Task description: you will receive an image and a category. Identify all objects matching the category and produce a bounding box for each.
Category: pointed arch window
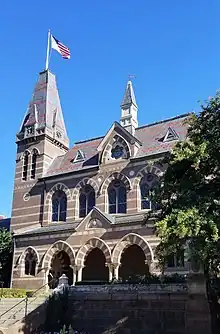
[30,149,38,179]
[108,180,127,214]
[24,249,37,276]
[140,173,158,210]
[22,151,30,181]
[52,190,67,222]
[79,185,95,218]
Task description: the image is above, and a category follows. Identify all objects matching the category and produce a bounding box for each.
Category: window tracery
[108,180,127,214]
[24,248,37,276]
[79,185,95,218]
[140,173,158,210]
[52,190,67,222]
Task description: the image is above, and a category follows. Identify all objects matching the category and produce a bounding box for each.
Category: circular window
[111,145,124,159]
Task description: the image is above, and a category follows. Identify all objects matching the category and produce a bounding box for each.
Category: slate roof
[16,212,147,237]
[16,221,80,236]
[121,80,137,107]
[45,113,189,178]
[17,70,69,148]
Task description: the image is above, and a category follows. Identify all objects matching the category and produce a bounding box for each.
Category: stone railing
[70,283,188,294]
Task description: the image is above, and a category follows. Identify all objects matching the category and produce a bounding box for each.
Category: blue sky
[0,0,220,217]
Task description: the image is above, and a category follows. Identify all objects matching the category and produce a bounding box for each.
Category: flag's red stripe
[58,45,70,53]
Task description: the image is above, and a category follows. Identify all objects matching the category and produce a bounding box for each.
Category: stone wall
[67,284,211,334]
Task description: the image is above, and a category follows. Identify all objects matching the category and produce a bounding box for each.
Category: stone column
[77,266,84,282]
[106,263,114,281]
[113,263,120,280]
[70,265,78,286]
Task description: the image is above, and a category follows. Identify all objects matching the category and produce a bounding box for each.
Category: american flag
[51,35,70,59]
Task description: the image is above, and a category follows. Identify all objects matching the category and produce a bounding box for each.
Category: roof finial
[128,74,136,81]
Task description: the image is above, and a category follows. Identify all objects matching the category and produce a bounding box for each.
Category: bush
[0,288,34,298]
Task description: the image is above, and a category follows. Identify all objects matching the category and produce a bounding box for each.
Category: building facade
[11,69,189,289]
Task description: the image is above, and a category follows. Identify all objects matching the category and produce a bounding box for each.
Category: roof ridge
[74,113,192,145]
[74,135,104,145]
[136,112,192,130]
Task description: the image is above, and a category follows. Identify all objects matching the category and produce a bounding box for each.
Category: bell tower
[11,70,69,232]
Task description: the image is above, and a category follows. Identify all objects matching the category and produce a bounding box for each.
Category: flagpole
[45,29,51,70]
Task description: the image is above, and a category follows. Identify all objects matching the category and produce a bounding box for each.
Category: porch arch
[76,237,111,267]
[42,240,75,269]
[111,233,154,265]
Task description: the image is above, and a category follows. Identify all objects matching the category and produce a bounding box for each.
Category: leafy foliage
[0,288,33,298]
[155,93,220,275]
[0,228,12,285]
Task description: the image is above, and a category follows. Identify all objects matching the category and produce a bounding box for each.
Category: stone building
[11,69,189,289]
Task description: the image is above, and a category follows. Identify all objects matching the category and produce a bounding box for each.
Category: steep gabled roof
[121,80,137,108]
[45,113,190,178]
[17,70,69,148]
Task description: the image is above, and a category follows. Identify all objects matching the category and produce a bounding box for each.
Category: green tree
[0,228,12,286]
[155,92,220,276]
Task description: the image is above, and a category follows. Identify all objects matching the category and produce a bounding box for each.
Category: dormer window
[73,149,85,163]
[163,127,179,142]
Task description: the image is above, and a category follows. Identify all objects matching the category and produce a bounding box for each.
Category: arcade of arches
[47,240,152,287]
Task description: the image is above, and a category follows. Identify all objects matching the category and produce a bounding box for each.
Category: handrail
[0,277,58,320]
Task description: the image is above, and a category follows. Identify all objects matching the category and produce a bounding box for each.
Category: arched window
[22,151,30,181]
[108,180,127,214]
[167,249,184,268]
[30,149,38,179]
[52,190,67,222]
[140,173,158,210]
[24,248,37,276]
[79,185,95,218]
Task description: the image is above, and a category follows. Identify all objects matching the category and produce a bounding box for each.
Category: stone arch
[19,246,40,265]
[46,183,71,204]
[133,164,164,188]
[72,177,99,199]
[72,177,98,218]
[112,233,154,265]
[31,147,40,155]
[100,172,131,195]
[42,240,75,270]
[22,149,31,158]
[76,237,111,267]
[19,246,39,276]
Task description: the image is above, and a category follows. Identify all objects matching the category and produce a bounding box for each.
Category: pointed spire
[120,80,138,136]
[120,80,137,108]
[17,70,69,149]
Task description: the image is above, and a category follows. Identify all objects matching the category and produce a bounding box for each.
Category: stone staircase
[0,296,47,333]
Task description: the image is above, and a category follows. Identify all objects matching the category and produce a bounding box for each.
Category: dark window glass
[79,185,95,218]
[108,180,127,214]
[22,152,29,181]
[167,250,184,268]
[140,182,151,209]
[52,190,67,222]
[24,250,37,276]
[140,174,158,210]
[31,150,38,179]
